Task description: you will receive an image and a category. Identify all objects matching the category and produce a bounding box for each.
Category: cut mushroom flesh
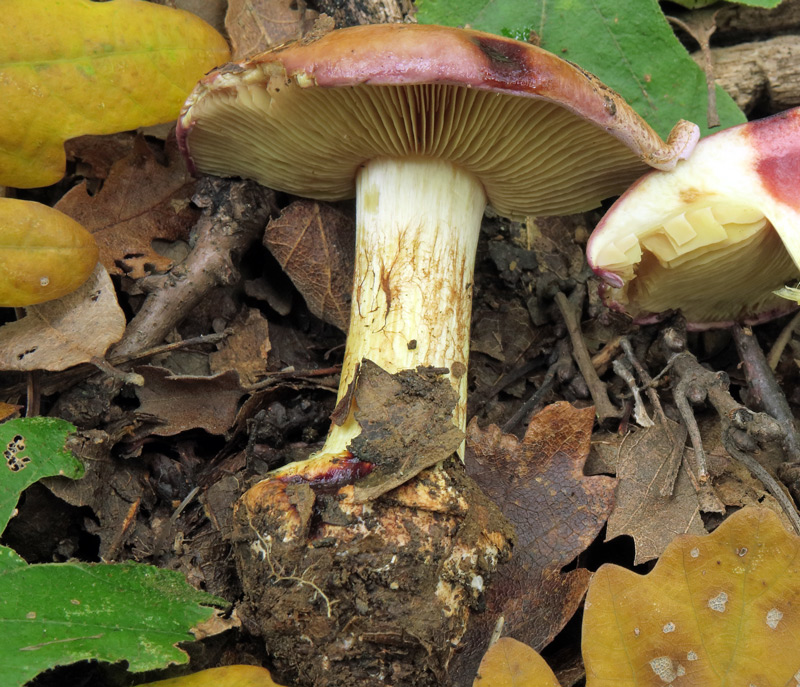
[588,108,800,328]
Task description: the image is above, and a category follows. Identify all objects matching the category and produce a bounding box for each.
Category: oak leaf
[452,403,616,685]
[584,507,800,686]
[57,136,199,278]
[473,637,560,687]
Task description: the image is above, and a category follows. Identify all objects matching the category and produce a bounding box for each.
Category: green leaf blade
[0,418,83,534]
[0,561,226,687]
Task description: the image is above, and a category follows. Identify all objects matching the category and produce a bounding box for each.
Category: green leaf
[416,0,747,139]
[0,417,83,534]
[0,561,226,687]
[670,0,781,6]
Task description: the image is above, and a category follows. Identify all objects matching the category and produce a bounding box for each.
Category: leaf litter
[5,2,800,686]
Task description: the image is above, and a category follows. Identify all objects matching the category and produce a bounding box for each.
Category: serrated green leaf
[0,418,83,534]
[416,0,747,139]
[0,561,226,687]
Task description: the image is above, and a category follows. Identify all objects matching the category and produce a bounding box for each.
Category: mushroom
[0,198,98,307]
[178,24,701,685]
[587,106,800,328]
[178,22,698,470]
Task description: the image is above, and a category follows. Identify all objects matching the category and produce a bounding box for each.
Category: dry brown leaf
[0,264,125,371]
[451,402,616,685]
[264,199,354,331]
[65,133,138,182]
[56,135,198,278]
[471,302,540,364]
[134,366,247,436]
[209,307,272,386]
[606,418,707,564]
[225,0,318,59]
[0,403,21,422]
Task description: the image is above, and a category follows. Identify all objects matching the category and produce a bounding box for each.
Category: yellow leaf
[137,665,287,687]
[0,198,98,306]
[473,637,562,687]
[583,507,800,686]
[0,0,229,188]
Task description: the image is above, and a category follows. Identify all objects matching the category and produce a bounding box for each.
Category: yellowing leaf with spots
[583,508,800,686]
[0,0,229,188]
[0,198,98,306]
[473,637,561,687]
[138,665,287,687]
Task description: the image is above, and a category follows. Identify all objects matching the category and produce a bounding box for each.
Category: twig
[111,178,274,358]
[732,324,800,462]
[555,288,620,421]
[767,309,800,370]
[502,341,568,434]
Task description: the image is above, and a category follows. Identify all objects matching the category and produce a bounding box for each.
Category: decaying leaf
[138,665,286,687]
[56,136,199,278]
[473,637,561,687]
[584,507,800,686]
[209,307,272,386]
[452,403,616,685]
[134,367,247,436]
[264,200,354,331]
[0,264,125,372]
[0,199,99,307]
[0,0,229,188]
[226,0,318,59]
[606,418,707,564]
[349,360,465,501]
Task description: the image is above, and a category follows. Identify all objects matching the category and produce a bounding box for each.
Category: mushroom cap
[587,107,800,329]
[177,23,698,219]
[0,199,99,307]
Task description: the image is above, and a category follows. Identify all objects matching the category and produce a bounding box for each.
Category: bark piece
[699,36,800,114]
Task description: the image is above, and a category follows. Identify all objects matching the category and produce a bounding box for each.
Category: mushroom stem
[277,156,486,472]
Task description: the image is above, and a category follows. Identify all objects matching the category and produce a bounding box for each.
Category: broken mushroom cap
[0,198,99,307]
[177,23,699,469]
[587,107,800,329]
